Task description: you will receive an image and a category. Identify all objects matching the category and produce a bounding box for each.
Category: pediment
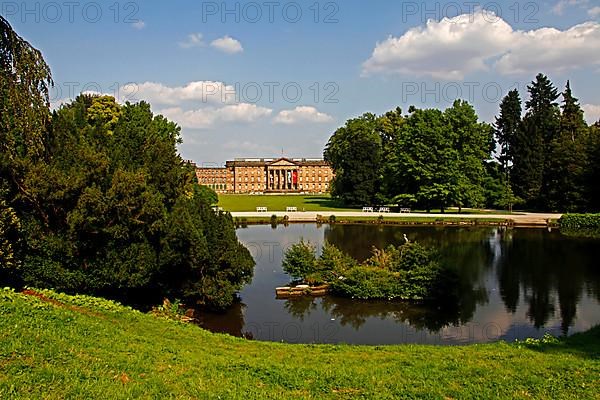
[268,158,298,167]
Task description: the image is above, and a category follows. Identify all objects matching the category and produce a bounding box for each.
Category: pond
[197,224,600,345]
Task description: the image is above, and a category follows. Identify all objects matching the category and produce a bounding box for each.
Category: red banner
[292,170,298,184]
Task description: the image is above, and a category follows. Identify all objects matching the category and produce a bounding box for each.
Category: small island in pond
[278,239,456,301]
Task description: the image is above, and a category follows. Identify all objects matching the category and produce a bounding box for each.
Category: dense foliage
[559,214,600,238]
[282,240,454,301]
[324,75,600,212]
[559,214,600,229]
[0,18,254,309]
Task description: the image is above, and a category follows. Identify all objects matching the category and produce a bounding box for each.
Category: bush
[559,214,600,229]
[559,214,600,238]
[282,240,317,281]
[330,267,404,299]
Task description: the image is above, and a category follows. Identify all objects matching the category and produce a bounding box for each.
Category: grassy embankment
[1,288,598,399]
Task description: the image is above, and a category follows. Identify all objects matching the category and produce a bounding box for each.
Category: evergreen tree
[494,90,522,210]
[545,81,589,211]
[495,90,522,172]
[513,74,560,208]
[585,124,600,211]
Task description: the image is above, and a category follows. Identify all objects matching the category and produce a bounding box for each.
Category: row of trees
[0,16,254,309]
[325,74,600,212]
[496,75,600,211]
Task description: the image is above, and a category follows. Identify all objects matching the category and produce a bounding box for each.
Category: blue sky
[4,0,600,163]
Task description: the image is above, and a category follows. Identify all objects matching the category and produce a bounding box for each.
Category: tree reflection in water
[199,225,600,343]
[325,225,600,336]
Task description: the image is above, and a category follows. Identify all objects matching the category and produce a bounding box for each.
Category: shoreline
[230,211,562,228]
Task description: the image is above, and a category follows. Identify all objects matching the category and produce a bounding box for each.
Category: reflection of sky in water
[197,224,600,345]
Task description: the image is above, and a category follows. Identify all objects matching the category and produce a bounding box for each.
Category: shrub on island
[282,240,455,301]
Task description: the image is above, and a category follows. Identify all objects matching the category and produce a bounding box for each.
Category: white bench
[378,207,390,213]
[362,207,374,212]
[286,207,298,212]
[400,208,411,213]
[256,207,268,212]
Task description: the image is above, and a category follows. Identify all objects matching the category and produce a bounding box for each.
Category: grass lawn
[1,288,598,399]
[217,194,516,215]
[218,194,357,212]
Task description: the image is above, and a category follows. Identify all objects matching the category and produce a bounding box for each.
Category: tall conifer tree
[513,74,560,208]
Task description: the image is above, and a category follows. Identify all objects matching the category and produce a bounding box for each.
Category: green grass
[218,194,357,212]
[1,288,599,399]
[217,194,517,215]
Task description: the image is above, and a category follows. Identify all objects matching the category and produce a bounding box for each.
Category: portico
[266,159,300,192]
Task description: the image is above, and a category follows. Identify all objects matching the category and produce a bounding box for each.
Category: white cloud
[132,20,146,30]
[582,104,600,124]
[273,106,334,125]
[133,81,236,106]
[495,22,600,75]
[179,33,205,48]
[552,0,589,15]
[210,36,244,54]
[589,6,600,18]
[363,13,600,79]
[159,103,272,129]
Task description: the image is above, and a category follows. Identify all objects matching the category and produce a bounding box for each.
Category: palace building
[195,158,334,194]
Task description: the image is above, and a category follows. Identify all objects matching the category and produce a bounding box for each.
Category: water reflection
[196,224,600,345]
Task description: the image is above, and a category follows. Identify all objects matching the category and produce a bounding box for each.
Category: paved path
[230,211,563,226]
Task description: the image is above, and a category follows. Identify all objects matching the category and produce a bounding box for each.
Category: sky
[4,0,600,164]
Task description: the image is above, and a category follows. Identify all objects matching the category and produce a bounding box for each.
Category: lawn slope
[1,289,598,399]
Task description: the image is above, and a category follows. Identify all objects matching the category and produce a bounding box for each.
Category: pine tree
[495,90,522,172]
[560,81,587,142]
[514,74,560,208]
[494,90,522,211]
[545,81,589,211]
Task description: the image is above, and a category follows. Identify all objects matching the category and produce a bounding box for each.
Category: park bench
[378,207,390,213]
[256,207,268,212]
[362,207,374,212]
[400,208,411,213]
[286,207,298,212]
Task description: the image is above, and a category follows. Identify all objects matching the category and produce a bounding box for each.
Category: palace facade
[196,158,334,194]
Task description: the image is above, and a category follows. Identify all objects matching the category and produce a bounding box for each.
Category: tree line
[324,74,600,212]
[0,16,254,309]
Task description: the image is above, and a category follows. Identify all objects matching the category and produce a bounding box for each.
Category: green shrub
[282,239,317,281]
[330,266,404,299]
[559,214,600,238]
[559,214,600,229]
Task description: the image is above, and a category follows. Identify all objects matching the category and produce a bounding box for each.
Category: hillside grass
[1,288,599,399]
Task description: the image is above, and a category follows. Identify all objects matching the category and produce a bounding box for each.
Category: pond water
[197,224,600,345]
